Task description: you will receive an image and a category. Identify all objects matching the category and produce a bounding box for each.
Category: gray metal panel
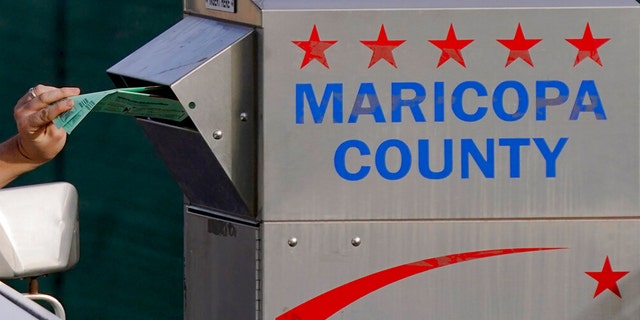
[184,211,257,320]
[170,28,257,214]
[262,220,640,320]
[137,119,252,217]
[259,0,639,9]
[107,16,253,86]
[260,7,640,221]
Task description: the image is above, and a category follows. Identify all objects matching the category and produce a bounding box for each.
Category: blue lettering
[335,137,568,181]
[434,81,445,122]
[418,139,452,179]
[493,81,528,121]
[334,140,371,181]
[570,80,606,120]
[533,137,568,178]
[348,83,386,123]
[461,138,495,178]
[452,81,488,122]
[391,82,427,123]
[375,139,412,180]
[498,138,530,178]
[296,83,343,124]
[296,79,607,124]
[536,80,570,121]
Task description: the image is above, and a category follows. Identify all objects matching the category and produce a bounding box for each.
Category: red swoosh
[276,247,565,320]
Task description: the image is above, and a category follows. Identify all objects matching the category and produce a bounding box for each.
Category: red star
[360,24,406,68]
[565,23,610,67]
[292,25,338,69]
[428,24,474,68]
[497,23,542,67]
[585,256,629,298]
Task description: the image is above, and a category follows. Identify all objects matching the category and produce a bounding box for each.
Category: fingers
[15,85,79,119]
[36,86,80,105]
[47,98,75,119]
[10,85,77,165]
[14,85,80,137]
[26,99,74,130]
[17,84,53,105]
[17,85,80,111]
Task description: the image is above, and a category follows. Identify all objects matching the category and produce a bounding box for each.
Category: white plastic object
[0,281,62,320]
[24,294,66,319]
[0,182,79,279]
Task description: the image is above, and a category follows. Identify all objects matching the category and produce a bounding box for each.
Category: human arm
[0,85,80,188]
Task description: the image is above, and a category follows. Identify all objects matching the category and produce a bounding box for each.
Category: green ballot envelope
[53,86,187,134]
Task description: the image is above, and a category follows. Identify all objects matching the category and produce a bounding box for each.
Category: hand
[13,84,80,164]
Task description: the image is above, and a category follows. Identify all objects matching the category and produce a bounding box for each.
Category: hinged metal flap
[108,15,257,215]
[107,15,253,86]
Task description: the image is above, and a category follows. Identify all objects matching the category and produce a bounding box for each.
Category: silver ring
[28,87,37,99]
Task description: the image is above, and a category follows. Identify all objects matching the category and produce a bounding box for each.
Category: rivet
[213,130,223,140]
[288,237,298,247]
[351,237,361,247]
[240,112,248,122]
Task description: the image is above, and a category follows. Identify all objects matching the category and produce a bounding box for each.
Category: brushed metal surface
[258,0,639,9]
[261,8,640,221]
[109,16,257,214]
[184,211,258,320]
[262,220,640,319]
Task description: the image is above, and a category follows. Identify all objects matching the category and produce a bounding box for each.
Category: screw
[240,112,248,122]
[188,102,196,109]
[288,237,298,247]
[351,237,361,247]
[213,130,223,140]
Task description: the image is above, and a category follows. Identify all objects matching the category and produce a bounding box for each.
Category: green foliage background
[0,1,184,319]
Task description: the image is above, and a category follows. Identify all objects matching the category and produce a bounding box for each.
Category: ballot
[53,86,187,133]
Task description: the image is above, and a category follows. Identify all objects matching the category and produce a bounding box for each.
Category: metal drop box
[108,1,640,319]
